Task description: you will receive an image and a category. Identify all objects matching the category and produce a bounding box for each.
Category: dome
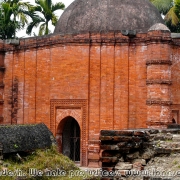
[148,23,170,32]
[54,0,164,34]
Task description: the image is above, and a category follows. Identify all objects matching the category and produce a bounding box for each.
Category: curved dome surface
[54,0,164,34]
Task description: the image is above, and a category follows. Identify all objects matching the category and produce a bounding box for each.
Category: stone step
[100,157,118,163]
[115,162,133,170]
[144,177,171,180]
[167,124,180,129]
[101,130,133,136]
[172,134,180,141]
[100,136,133,141]
[152,133,173,141]
[154,147,172,154]
[100,129,153,137]
[154,141,180,148]
[100,145,131,152]
[161,129,180,134]
[102,150,122,157]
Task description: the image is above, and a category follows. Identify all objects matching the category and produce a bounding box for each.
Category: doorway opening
[172,110,179,124]
[60,116,80,162]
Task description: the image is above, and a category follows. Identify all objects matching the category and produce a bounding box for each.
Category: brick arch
[56,109,81,129]
[56,116,81,162]
[55,109,82,152]
[56,114,81,153]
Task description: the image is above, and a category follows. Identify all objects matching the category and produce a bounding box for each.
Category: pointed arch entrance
[51,99,87,166]
[56,116,80,162]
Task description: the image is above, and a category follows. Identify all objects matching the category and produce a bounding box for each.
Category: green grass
[0,146,99,180]
[173,160,178,165]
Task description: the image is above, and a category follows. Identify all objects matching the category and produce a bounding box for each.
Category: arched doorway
[57,116,80,162]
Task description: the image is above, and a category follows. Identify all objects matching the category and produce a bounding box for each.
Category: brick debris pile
[100,128,180,180]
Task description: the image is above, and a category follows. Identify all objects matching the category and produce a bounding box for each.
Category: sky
[17,0,74,38]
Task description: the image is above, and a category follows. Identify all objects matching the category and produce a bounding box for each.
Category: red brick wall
[171,46,180,104]
[1,30,178,167]
[146,31,172,128]
[0,42,4,123]
[171,43,180,124]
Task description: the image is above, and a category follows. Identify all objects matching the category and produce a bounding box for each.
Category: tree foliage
[0,4,17,39]
[150,0,180,32]
[26,0,65,36]
[0,0,35,39]
[0,0,65,39]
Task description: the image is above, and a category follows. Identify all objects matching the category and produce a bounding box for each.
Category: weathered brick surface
[0,48,5,123]
[89,44,101,137]
[13,51,25,124]
[1,30,180,167]
[4,51,13,124]
[134,45,147,128]
[171,46,180,124]
[146,31,172,127]
[114,45,129,130]
[100,44,114,130]
[36,47,51,127]
[171,50,180,104]
[24,50,36,124]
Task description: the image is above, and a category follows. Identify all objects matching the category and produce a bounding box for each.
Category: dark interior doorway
[62,116,80,162]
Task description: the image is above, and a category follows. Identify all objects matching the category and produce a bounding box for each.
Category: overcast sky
[17,0,74,37]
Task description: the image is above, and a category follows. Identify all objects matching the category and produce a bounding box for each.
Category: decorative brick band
[146,60,172,65]
[146,99,172,105]
[88,140,100,145]
[11,78,18,124]
[147,35,171,43]
[146,80,172,85]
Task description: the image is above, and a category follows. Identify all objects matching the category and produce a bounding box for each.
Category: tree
[26,0,65,36]
[0,0,35,39]
[0,2,18,39]
[150,0,180,32]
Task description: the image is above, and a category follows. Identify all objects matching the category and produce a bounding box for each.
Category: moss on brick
[0,123,56,153]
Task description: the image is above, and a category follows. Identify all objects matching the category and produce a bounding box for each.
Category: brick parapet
[172,38,180,46]
[2,31,176,53]
[147,30,172,42]
[2,31,153,51]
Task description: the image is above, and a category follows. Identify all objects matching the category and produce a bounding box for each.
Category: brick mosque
[0,0,180,167]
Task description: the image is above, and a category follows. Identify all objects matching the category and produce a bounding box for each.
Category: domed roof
[148,23,170,32]
[54,0,164,34]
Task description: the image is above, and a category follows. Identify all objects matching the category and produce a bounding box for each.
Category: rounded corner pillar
[146,29,172,128]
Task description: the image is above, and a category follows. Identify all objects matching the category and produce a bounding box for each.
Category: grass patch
[0,146,99,180]
[174,160,178,165]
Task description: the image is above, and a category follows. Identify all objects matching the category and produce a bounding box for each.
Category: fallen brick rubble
[100,127,180,180]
